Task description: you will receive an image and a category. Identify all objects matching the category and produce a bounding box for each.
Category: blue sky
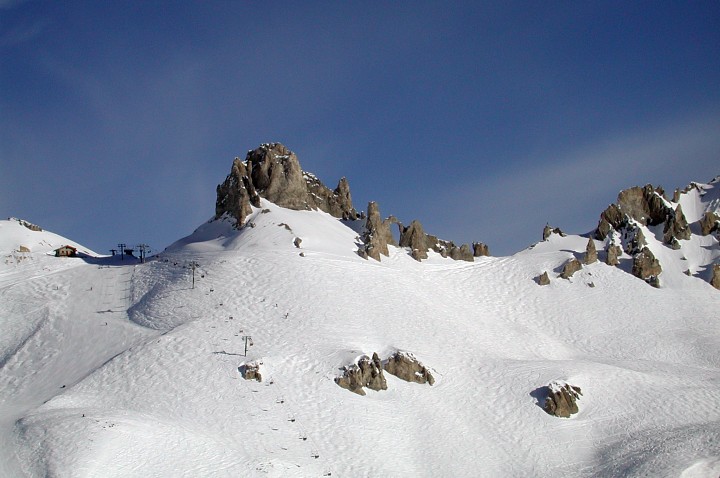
[1,1,719,256]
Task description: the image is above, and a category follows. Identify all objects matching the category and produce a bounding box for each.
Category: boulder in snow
[560,258,582,279]
[239,361,263,382]
[383,351,434,386]
[543,380,582,418]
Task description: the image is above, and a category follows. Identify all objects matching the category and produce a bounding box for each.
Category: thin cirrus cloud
[432,112,720,255]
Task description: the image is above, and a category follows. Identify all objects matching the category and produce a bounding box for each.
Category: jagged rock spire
[215,143,358,227]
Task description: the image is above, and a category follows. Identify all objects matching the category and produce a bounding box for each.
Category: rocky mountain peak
[215,143,358,227]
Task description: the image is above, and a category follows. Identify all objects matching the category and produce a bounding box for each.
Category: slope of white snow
[1,195,719,477]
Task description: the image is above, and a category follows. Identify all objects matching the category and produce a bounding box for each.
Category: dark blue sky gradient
[2,1,719,255]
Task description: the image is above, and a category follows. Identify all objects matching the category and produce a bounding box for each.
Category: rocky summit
[215,143,358,227]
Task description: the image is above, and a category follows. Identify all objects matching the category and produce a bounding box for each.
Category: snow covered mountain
[1,148,719,477]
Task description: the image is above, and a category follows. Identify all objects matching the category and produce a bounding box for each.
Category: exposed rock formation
[606,244,622,266]
[711,264,720,290]
[595,184,672,241]
[335,353,387,395]
[663,204,691,246]
[632,247,662,287]
[359,202,392,261]
[623,226,647,256]
[536,271,550,286]
[560,258,582,279]
[383,352,435,386]
[583,238,598,264]
[543,380,582,418]
[449,243,474,262]
[473,242,490,257]
[239,361,262,382]
[399,220,429,261]
[700,211,720,236]
[215,143,358,227]
[17,219,42,232]
[543,224,566,241]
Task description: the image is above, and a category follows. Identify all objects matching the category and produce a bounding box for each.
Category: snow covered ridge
[0,217,98,259]
[1,148,720,476]
[215,142,491,264]
[535,176,720,290]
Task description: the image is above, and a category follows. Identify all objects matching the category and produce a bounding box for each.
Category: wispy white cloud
[432,111,720,255]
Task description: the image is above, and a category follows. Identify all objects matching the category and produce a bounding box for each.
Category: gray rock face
[473,242,490,257]
[700,211,720,236]
[711,264,720,290]
[248,143,307,210]
[584,237,598,264]
[536,271,550,286]
[632,247,662,287]
[595,185,673,241]
[543,225,566,241]
[383,352,435,386]
[560,258,582,279]
[215,143,357,227]
[623,226,647,256]
[215,158,257,227]
[335,353,387,395]
[449,244,474,262]
[399,220,429,261]
[606,244,623,266]
[663,204,691,245]
[543,381,582,418]
[359,202,391,261]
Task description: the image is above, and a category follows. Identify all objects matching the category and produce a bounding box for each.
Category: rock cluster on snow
[543,380,582,418]
[335,351,434,395]
[215,143,359,227]
[542,224,566,241]
[383,351,435,386]
[357,205,483,263]
[335,353,387,396]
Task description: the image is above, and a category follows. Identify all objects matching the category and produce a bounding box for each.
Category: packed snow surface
[1,199,719,477]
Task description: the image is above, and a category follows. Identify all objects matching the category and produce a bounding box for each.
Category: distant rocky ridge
[590,178,719,288]
[534,177,720,290]
[216,143,489,263]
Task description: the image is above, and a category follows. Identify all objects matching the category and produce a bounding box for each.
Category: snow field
[1,197,719,477]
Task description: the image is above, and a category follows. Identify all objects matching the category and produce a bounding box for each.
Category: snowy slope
[1,197,719,477]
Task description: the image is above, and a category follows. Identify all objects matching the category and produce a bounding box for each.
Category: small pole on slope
[241,335,253,356]
[189,260,199,288]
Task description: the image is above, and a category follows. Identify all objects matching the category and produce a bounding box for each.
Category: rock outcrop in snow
[543,381,582,418]
[239,361,262,382]
[583,237,598,265]
[560,258,582,279]
[215,143,358,227]
[632,247,662,288]
[398,220,429,261]
[335,353,387,395]
[358,202,394,261]
[383,351,435,386]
